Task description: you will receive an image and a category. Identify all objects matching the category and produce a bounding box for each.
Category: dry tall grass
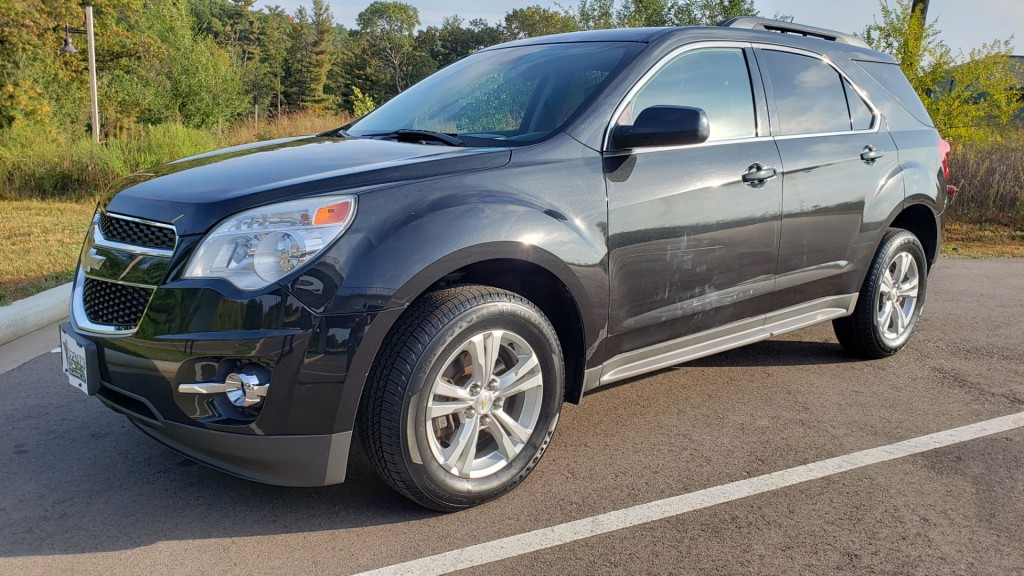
[947,127,1024,229]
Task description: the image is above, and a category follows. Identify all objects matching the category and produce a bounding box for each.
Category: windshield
[347,42,642,147]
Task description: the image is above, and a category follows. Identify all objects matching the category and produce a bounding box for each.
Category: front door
[605,45,783,358]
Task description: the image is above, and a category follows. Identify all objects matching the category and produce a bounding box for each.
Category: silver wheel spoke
[467,330,503,384]
[427,397,473,419]
[486,418,520,461]
[893,253,910,285]
[497,352,541,398]
[434,378,472,400]
[898,276,919,298]
[444,417,480,475]
[493,409,531,443]
[497,372,542,399]
[895,302,909,334]
[880,271,895,295]
[877,301,892,326]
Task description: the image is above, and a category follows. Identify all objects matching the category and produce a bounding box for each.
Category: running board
[593,294,858,389]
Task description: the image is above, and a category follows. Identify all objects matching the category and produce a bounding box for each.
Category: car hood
[102,136,512,236]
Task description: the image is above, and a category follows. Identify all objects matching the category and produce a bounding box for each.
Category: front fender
[311,182,609,436]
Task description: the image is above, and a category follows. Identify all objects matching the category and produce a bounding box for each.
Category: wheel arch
[382,244,594,405]
[888,203,940,268]
[332,240,603,448]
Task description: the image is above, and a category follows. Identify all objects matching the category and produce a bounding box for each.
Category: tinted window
[623,48,756,142]
[760,50,850,135]
[844,79,874,130]
[855,60,934,126]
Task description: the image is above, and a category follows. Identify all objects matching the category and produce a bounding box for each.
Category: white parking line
[358,411,1024,576]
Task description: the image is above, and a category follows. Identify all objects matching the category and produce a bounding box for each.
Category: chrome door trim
[750,43,883,139]
[602,40,760,153]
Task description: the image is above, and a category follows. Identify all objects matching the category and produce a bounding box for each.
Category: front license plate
[61,327,94,395]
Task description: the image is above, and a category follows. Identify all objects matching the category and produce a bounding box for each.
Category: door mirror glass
[613,105,710,149]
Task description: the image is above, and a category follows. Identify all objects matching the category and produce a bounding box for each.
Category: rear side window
[759,50,851,135]
[855,60,934,127]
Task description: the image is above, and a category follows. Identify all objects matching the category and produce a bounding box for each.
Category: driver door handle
[861,145,885,163]
[742,164,778,187]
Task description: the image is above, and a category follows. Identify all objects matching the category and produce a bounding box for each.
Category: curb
[0,282,71,347]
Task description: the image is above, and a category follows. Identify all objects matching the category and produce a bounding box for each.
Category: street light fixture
[60,7,100,143]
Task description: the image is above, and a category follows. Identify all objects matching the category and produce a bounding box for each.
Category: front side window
[759,50,852,136]
[621,47,757,142]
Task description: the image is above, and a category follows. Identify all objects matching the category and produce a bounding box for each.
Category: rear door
[755,47,900,309]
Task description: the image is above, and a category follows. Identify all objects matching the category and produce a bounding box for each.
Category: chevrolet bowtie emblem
[82,247,106,273]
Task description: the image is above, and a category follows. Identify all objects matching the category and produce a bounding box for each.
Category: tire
[833,229,928,359]
[358,285,564,511]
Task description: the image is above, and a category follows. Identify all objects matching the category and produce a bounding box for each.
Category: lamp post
[61,6,100,143]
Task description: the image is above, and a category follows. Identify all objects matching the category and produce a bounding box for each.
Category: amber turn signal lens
[313,200,354,225]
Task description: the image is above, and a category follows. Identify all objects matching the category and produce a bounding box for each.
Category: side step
[592,293,858,389]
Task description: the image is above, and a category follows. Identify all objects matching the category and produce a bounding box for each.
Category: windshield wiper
[366,129,467,147]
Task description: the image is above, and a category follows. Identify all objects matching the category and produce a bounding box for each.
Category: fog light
[178,368,270,407]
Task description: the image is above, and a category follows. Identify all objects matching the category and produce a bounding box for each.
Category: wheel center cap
[475,391,494,415]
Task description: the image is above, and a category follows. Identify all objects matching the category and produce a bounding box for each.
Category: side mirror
[613,105,710,150]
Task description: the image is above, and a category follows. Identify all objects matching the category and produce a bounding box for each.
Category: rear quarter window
[854,61,934,127]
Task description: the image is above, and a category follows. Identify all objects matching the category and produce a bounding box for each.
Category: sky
[256,0,1023,56]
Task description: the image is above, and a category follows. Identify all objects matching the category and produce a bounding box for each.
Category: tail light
[938,137,958,200]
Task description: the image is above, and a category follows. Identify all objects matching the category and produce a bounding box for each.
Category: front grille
[100,213,176,250]
[82,277,153,329]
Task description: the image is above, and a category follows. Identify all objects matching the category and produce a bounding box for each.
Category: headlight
[184,195,356,290]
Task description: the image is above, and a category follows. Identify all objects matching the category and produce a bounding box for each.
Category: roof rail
[718,17,870,49]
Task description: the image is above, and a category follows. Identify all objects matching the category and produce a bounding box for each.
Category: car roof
[484,25,895,64]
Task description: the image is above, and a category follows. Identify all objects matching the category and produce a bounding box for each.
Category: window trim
[602,41,772,154]
[752,44,881,139]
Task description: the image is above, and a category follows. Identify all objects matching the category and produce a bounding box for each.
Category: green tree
[618,0,675,27]
[256,6,293,115]
[862,0,1022,143]
[286,1,337,109]
[563,0,756,30]
[351,86,377,117]
[502,6,578,39]
[357,1,421,94]
[669,0,757,25]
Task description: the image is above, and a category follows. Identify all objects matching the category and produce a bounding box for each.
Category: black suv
[61,18,951,510]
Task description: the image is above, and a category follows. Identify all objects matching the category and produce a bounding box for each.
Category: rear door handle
[861,145,885,163]
[742,163,778,187]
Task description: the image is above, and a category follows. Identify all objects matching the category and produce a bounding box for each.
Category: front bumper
[99,382,351,487]
[65,279,395,487]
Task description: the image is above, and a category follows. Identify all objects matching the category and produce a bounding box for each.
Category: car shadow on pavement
[0,354,439,558]
[684,338,859,369]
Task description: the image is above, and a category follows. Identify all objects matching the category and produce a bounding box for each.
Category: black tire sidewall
[400,300,563,509]
[869,232,928,353]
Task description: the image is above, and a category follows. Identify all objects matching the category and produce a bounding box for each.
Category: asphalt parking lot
[1,258,1022,576]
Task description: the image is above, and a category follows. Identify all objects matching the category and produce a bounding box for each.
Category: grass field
[0,200,94,305]
[942,221,1024,258]
[1,197,1020,306]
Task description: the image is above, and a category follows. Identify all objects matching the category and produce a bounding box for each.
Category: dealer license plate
[61,329,90,395]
